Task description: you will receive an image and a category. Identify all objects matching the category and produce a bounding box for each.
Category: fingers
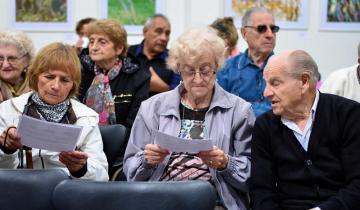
[197,146,228,169]
[144,144,169,165]
[59,151,88,172]
[2,127,22,150]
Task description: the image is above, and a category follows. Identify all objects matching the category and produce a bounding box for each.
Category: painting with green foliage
[108,0,155,25]
[15,0,67,22]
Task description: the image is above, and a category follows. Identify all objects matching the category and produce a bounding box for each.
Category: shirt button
[306,160,312,166]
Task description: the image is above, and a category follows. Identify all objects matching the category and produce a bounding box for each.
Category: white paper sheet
[17,115,83,152]
[154,130,213,153]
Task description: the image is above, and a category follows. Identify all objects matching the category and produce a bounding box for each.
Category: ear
[116,45,124,56]
[357,57,360,64]
[300,72,311,93]
[240,28,247,41]
[143,27,148,36]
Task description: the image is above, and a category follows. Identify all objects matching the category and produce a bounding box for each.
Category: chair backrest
[99,124,127,177]
[0,169,69,210]
[52,180,217,210]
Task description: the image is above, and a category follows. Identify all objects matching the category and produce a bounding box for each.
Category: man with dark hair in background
[128,14,180,96]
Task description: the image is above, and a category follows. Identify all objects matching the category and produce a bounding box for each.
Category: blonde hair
[0,30,35,63]
[86,19,128,56]
[28,42,81,98]
[167,27,226,73]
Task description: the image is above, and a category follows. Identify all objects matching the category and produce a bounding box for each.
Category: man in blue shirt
[128,14,180,96]
[217,7,279,117]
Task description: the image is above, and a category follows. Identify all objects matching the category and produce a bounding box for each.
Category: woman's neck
[181,91,213,110]
[95,57,118,70]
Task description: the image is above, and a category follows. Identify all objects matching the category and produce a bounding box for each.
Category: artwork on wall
[101,0,165,34]
[320,0,360,31]
[10,0,73,31]
[224,0,308,29]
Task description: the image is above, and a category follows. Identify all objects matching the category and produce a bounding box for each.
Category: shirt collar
[239,49,274,69]
[135,40,168,61]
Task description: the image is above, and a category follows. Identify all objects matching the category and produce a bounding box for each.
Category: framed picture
[101,0,166,34]
[224,0,308,30]
[320,0,360,31]
[10,0,73,31]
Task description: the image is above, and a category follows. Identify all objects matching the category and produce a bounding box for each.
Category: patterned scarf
[31,92,70,123]
[85,60,122,125]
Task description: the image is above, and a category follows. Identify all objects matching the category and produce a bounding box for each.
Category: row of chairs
[0,169,217,210]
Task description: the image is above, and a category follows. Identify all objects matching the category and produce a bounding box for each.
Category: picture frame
[101,0,166,35]
[10,0,73,31]
[320,0,360,31]
[224,0,308,30]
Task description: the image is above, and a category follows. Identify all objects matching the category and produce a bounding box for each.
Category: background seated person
[0,31,35,102]
[0,42,108,181]
[78,19,150,128]
[123,27,255,210]
[127,14,180,96]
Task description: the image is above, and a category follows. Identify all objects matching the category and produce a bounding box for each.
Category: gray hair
[288,50,320,86]
[167,27,226,73]
[241,6,274,27]
[144,14,170,30]
[0,30,35,63]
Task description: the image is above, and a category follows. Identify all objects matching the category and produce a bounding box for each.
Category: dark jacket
[250,93,360,210]
[78,49,150,129]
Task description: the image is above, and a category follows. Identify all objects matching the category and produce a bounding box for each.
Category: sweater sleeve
[318,101,360,210]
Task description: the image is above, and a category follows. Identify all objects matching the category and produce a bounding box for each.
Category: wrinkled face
[242,12,277,56]
[89,33,123,63]
[0,45,29,84]
[37,70,73,105]
[263,59,303,118]
[179,54,217,101]
[143,17,171,55]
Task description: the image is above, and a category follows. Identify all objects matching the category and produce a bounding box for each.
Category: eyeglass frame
[179,64,217,81]
[243,24,280,34]
[0,53,28,66]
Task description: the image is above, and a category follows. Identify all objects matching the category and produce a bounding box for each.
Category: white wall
[0,0,359,79]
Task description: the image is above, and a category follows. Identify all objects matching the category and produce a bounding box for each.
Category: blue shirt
[281,90,320,151]
[217,49,272,117]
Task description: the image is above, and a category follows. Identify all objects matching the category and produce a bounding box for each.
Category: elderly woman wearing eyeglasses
[0,31,34,103]
[123,27,255,210]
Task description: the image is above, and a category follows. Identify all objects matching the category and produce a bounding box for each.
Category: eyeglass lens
[256,25,280,33]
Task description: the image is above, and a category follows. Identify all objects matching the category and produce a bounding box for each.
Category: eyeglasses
[244,24,280,34]
[180,65,216,80]
[0,53,27,66]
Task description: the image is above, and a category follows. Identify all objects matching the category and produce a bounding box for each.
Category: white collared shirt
[281,91,320,151]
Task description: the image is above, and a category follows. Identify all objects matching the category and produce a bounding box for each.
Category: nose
[159,33,169,42]
[1,59,11,68]
[51,78,60,90]
[264,26,275,38]
[193,71,203,83]
[263,84,273,99]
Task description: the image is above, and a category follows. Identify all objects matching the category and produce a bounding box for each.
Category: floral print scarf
[85,60,122,125]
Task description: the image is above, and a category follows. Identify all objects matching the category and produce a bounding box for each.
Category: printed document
[17,115,82,152]
[154,130,213,153]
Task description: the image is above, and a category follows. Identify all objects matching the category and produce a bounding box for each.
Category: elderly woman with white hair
[0,31,35,102]
[123,27,255,210]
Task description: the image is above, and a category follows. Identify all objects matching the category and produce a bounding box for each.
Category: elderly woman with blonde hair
[0,42,108,181]
[0,31,35,102]
[124,27,255,210]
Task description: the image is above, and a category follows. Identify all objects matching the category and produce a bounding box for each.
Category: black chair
[0,169,69,210]
[52,180,217,210]
[99,124,127,180]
